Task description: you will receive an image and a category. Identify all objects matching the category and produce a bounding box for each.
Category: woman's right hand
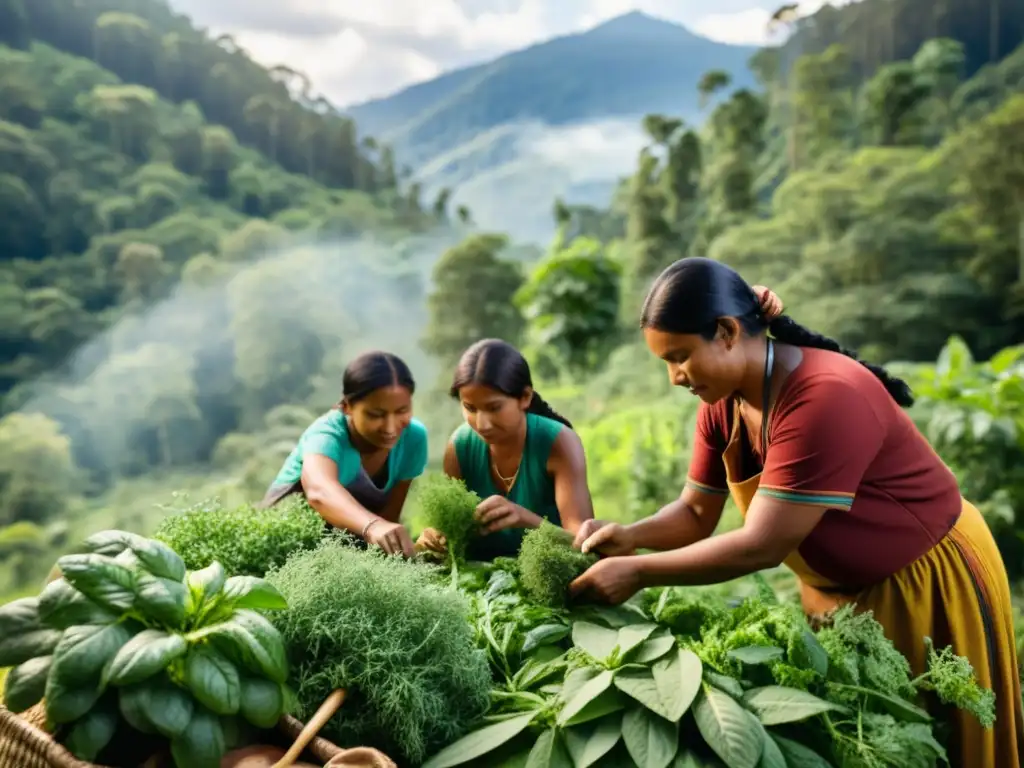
[572,520,637,556]
[414,527,448,555]
[364,519,415,558]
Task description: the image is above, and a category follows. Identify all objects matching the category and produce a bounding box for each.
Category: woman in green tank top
[417,339,595,560]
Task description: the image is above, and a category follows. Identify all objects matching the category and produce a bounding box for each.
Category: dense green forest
[1,0,1024,629]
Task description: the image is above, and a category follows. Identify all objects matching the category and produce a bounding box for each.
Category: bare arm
[635,495,826,586]
[442,440,462,479]
[301,454,379,535]
[625,486,728,552]
[547,429,595,536]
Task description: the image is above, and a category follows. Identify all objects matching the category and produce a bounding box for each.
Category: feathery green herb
[416,474,482,565]
[517,522,597,608]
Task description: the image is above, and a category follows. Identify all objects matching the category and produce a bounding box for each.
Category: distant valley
[344,12,757,243]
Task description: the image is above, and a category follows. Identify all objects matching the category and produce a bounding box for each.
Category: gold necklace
[491,456,522,492]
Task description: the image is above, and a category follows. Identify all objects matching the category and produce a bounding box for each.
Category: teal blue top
[452,412,565,560]
[272,411,428,494]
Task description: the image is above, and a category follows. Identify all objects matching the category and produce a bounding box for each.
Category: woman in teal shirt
[260,350,427,557]
[418,339,595,560]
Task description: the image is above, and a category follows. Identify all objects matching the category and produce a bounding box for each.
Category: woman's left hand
[569,557,642,605]
[475,496,541,534]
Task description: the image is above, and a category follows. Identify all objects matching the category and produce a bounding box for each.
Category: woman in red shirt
[570,257,1023,767]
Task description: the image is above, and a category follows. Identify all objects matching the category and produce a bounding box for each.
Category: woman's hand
[415,527,447,555]
[364,519,415,558]
[572,520,637,556]
[569,557,642,605]
[475,496,542,534]
[751,285,784,320]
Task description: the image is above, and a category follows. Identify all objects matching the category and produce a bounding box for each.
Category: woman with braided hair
[569,257,1023,767]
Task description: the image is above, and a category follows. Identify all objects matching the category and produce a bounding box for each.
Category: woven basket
[0,703,345,768]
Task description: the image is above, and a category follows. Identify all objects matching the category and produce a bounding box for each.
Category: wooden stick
[271,689,347,768]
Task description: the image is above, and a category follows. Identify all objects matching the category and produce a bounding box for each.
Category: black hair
[340,351,416,405]
[639,257,914,407]
[449,339,574,428]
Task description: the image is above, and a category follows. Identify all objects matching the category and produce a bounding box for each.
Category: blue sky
[168,0,839,107]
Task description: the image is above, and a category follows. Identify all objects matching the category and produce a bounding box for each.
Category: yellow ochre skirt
[798,500,1024,768]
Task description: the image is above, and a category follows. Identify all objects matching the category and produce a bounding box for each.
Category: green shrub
[266,535,491,764]
[517,522,597,608]
[153,495,323,576]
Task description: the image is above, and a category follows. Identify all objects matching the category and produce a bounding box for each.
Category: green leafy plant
[517,522,597,608]
[0,529,291,768]
[265,535,492,765]
[416,474,483,566]
[153,494,324,576]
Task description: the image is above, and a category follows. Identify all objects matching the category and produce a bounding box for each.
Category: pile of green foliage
[415,474,483,565]
[0,530,291,768]
[518,522,597,608]
[423,562,995,768]
[153,495,324,576]
[265,535,493,765]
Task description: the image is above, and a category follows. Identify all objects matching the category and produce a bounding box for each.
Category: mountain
[345,12,758,242]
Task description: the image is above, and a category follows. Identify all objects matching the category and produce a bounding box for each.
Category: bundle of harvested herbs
[517,522,597,608]
[415,474,482,565]
[422,563,995,768]
[0,529,291,768]
[154,494,323,576]
[265,535,492,766]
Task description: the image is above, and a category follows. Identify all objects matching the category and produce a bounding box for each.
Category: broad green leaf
[791,630,828,677]
[84,530,145,556]
[616,648,701,722]
[118,684,158,734]
[560,667,600,703]
[0,597,41,636]
[727,646,784,665]
[38,579,118,629]
[564,714,622,768]
[572,622,620,662]
[170,706,226,768]
[693,687,763,768]
[63,700,118,762]
[204,609,288,683]
[422,711,537,768]
[742,686,847,726]
[52,623,131,685]
[44,669,103,724]
[105,629,188,686]
[220,576,288,611]
[525,728,574,768]
[187,562,227,608]
[522,623,570,654]
[185,644,241,715]
[773,735,834,768]
[672,750,717,767]
[752,719,786,768]
[704,671,745,700]
[134,572,189,628]
[239,677,285,728]
[563,687,629,727]
[0,628,62,668]
[558,669,614,725]
[130,538,187,582]
[137,676,195,738]
[514,654,567,691]
[621,705,679,768]
[632,634,677,665]
[57,554,137,612]
[2,655,52,712]
[617,623,659,657]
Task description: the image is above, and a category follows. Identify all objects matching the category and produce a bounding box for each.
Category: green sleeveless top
[452,412,565,561]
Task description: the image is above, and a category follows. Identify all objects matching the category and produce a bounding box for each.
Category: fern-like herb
[517,522,597,608]
[153,494,323,576]
[266,535,492,764]
[416,474,482,565]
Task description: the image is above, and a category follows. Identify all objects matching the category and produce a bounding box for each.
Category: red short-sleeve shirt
[685,348,962,587]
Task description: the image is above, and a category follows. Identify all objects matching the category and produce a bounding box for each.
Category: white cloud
[169,0,808,105]
[691,8,775,46]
